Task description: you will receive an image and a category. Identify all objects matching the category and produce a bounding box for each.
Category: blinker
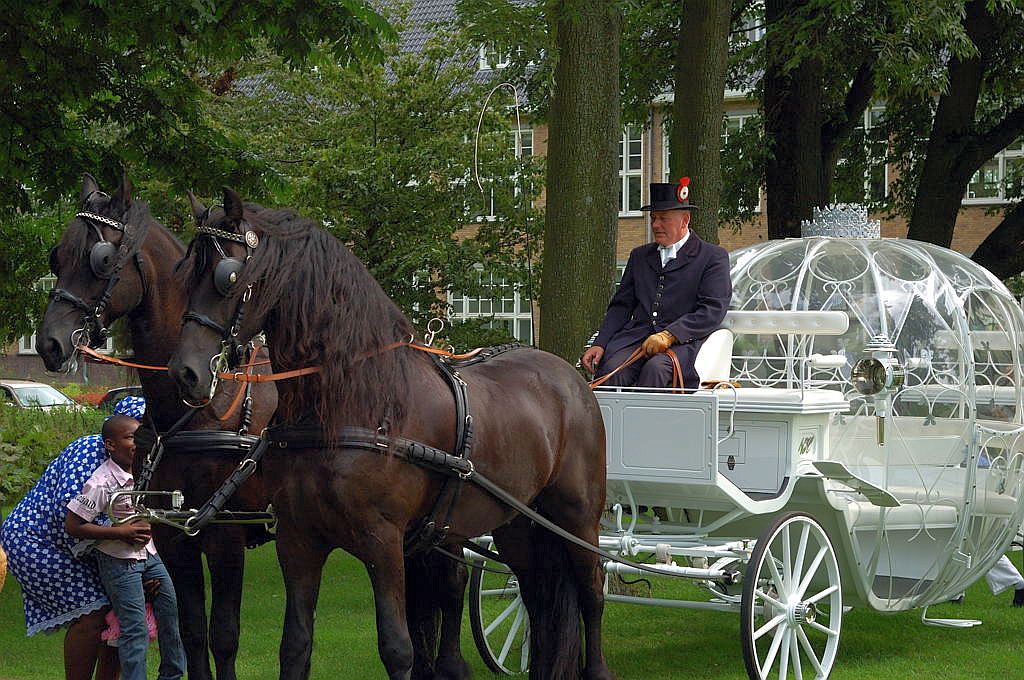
[214,257,245,297]
[90,241,119,279]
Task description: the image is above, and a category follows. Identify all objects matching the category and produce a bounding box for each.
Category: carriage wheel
[740,513,842,680]
[468,543,530,675]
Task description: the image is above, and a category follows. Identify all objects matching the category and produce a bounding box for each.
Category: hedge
[0,405,105,506]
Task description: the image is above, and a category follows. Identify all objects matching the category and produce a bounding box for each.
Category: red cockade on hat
[676,176,690,203]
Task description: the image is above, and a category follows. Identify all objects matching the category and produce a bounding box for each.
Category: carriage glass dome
[729,205,1024,609]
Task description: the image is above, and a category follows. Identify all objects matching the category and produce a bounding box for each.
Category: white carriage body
[595,232,1024,613]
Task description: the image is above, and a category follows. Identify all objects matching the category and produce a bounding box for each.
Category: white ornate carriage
[469,206,1024,680]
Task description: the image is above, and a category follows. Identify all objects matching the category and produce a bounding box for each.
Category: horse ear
[222,187,244,224]
[80,173,100,204]
[188,191,207,223]
[112,171,133,208]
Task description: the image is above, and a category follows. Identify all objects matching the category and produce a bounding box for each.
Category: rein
[588,346,686,391]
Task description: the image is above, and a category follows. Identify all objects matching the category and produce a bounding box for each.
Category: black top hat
[640,177,698,211]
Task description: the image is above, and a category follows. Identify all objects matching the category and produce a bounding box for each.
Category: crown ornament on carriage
[800,204,881,239]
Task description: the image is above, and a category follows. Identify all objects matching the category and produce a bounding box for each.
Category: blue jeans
[95,552,186,680]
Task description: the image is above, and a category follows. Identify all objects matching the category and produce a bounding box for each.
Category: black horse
[168,188,613,680]
[38,174,278,680]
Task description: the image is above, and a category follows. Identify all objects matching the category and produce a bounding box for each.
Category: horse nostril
[37,336,66,371]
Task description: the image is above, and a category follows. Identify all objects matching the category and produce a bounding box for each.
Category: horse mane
[188,203,416,435]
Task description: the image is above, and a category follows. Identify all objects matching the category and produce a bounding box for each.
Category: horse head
[169,187,268,405]
[38,172,152,372]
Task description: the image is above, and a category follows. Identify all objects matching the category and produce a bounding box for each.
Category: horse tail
[523,525,582,680]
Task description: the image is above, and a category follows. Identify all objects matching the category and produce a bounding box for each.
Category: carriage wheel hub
[792,601,816,624]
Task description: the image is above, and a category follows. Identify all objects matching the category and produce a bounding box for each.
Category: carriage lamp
[851,337,905,446]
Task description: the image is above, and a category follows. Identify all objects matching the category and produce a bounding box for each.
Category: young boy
[65,414,186,680]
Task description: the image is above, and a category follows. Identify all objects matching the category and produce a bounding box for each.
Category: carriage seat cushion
[694,328,734,384]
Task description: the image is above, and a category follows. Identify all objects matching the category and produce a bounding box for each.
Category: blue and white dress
[0,396,145,635]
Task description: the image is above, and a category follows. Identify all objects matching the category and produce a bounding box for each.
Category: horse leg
[494,518,583,680]
[159,532,213,680]
[428,553,471,680]
[276,525,329,680]
[404,553,439,679]
[356,528,416,680]
[205,528,247,680]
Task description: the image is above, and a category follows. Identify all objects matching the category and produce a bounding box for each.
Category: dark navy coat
[594,233,732,380]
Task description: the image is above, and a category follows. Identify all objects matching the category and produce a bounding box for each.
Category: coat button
[652,311,658,317]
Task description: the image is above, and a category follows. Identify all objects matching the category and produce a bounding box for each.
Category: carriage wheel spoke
[796,546,828,599]
[757,589,786,611]
[778,628,791,680]
[791,628,803,680]
[796,626,824,676]
[793,523,811,586]
[520,623,530,672]
[782,524,793,584]
[764,548,789,596]
[485,596,523,637]
[497,604,525,666]
[481,587,519,597]
[805,584,838,605]
[760,624,787,677]
[753,613,787,641]
[806,619,839,638]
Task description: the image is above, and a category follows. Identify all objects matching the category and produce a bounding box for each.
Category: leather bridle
[181,220,260,406]
[48,195,149,356]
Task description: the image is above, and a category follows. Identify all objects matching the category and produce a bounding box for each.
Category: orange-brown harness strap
[588,347,645,389]
[588,346,686,393]
[216,346,260,422]
[78,345,169,372]
[215,365,321,382]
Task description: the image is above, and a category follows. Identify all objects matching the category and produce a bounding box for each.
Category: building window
[474,126,535,221]
[619,126,644,215]
[966,138,1024,203]
[478,45,512,71]
[834,107,888,204]
[449,269,533,343]
[18,275,115,355]
[666,113,761,210]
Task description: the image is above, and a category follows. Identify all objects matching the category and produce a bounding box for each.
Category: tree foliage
[0,0,394,344]
[203,34,544,329]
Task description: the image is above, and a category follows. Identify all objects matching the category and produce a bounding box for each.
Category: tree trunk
[670,0,732,244]
[764,0,826,239]
[971,201,1024,278]
[906,0,994,246]
[539,0,621,362]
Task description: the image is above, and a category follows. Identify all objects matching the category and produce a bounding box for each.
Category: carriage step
[811,461,901,507]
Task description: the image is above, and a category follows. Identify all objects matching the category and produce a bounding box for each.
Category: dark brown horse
[167,188,613,680]
[37,174,278,680]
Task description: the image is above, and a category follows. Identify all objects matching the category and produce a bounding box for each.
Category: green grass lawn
[2,541,1023,679]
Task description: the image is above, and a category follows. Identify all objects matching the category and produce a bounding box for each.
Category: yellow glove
[642,330,675,356]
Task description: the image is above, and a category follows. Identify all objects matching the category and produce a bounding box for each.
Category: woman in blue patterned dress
[0,396,145,680]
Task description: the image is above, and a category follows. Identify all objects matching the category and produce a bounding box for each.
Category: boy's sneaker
[1012,588,1024,607]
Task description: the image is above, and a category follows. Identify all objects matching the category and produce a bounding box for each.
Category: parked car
[97,385,144,412]
[0,380,84,411]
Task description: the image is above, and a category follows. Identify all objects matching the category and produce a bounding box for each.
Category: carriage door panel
[597,392,718,484]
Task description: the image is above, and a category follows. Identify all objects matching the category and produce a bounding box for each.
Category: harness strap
[588,346,686,392]
[183,311,229,337]
[78,344,169,372]
[216,344,260,423]
[135,407,200,492]
[404,355,474,555]
[183,437,271,535]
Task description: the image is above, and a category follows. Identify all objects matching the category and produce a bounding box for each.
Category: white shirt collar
[658,231,690,265]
